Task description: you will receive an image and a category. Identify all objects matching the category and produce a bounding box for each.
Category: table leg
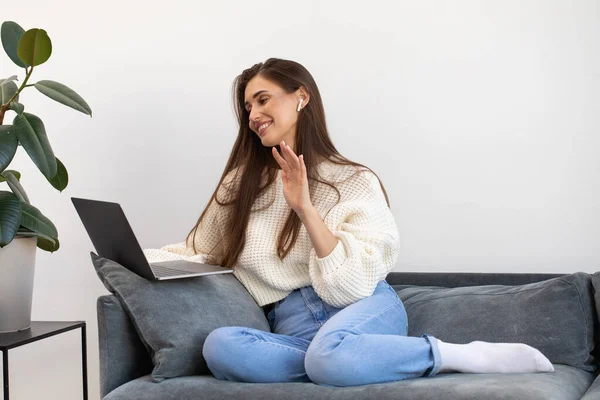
[81,325,88,400]
[2,349,9,400]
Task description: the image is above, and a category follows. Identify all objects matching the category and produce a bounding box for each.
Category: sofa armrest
[582,370,600,400]
[97,295,153,398]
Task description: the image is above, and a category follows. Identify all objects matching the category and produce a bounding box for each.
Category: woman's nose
[250,116,260,128]
[249,110,259,122]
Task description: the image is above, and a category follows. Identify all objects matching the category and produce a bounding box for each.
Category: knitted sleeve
[142,200,224,265]
[308,170,400,308]
[142,168,240,265]
[142,196,224,265]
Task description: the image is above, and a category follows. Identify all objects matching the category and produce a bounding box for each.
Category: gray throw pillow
[392,271,597,373]
[90,251,271,382]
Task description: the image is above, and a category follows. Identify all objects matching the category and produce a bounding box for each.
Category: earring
[297,98,304,112]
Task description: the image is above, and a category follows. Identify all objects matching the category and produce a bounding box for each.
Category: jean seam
[422,334,442,377]
[388,293,408,330]
[348,301,402,334]
[391,292,404,307]
[242,328,308,356]
[300,288,323,327]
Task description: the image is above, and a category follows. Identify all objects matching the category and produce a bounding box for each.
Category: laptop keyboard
[150,264,190,277]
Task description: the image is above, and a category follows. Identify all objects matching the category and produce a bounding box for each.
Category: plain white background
[1,0,598,398]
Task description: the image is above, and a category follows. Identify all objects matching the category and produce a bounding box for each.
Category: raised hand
[272,140,313,216]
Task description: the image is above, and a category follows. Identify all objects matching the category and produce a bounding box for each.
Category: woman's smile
[258,121,272,136]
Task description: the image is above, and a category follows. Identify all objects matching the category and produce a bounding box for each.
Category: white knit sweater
[143,159,400,308]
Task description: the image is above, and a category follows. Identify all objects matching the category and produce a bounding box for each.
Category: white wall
[1,0,598,398]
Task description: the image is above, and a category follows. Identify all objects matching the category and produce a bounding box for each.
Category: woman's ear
[297,87,310,107]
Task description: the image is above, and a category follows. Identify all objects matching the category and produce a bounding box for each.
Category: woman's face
[244,75,306,151]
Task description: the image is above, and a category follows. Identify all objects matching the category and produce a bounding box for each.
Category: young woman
[144,58,554,387]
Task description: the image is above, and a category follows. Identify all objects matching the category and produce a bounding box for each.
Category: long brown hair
[186,58,391,269]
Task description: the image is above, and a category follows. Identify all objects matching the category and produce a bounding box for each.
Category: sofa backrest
[388,271,600,374]
[385,271,567,287]
[98,271,595,396]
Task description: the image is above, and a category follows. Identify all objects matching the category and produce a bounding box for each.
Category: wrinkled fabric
[202,280,442,386]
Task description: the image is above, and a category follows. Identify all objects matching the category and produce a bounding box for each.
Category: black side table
[0,321,87,400]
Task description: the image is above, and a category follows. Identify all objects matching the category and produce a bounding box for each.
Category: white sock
[435,338,555,374]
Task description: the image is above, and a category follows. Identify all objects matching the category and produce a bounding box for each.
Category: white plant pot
[0,236,37,333]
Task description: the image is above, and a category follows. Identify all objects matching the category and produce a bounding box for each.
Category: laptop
[71,197,234,281]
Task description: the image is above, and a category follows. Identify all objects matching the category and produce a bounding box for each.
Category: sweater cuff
[315,239,346,276]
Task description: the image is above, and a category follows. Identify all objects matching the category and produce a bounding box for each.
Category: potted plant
[0,21,92,333]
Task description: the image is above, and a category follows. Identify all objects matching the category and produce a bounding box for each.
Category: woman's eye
[260,98,268,105]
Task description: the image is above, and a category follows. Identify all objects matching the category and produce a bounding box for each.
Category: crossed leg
[202,326,313,382]
[202,281,442,386]
[304,281,441,386]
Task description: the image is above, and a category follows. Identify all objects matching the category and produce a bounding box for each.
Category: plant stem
[0,65,34,125]
[0,104,8,125]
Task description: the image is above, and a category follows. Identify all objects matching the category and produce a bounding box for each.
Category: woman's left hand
[272,140,313,217]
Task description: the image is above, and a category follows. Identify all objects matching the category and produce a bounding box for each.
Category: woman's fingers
[273,146,290,173]
[281,141,300,168]
[273,141,300,176]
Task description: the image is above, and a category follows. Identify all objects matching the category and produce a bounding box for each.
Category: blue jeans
[202,280,443,387]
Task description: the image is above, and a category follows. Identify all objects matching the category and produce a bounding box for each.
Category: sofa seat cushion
[103,364,593,400]
[391,271,597,373]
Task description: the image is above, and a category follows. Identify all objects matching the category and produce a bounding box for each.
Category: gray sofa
[97,271,600,400]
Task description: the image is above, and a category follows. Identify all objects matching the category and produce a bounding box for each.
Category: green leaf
[0,169,21,183]
[0,125,18,173]
[0,22,27,68]
[8,102,24,114]
[17,28,52,67]
[14,230,38,238]
[0,75,18,86]
[16,230,59,252]
[0,80,19,106]
[36,234,59,252]
[0,191,22,247]
[3,171,30,203]
[19,201,57,238]
[34,80,92,116]
[48,156,68,191]
[12,112,57,179]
